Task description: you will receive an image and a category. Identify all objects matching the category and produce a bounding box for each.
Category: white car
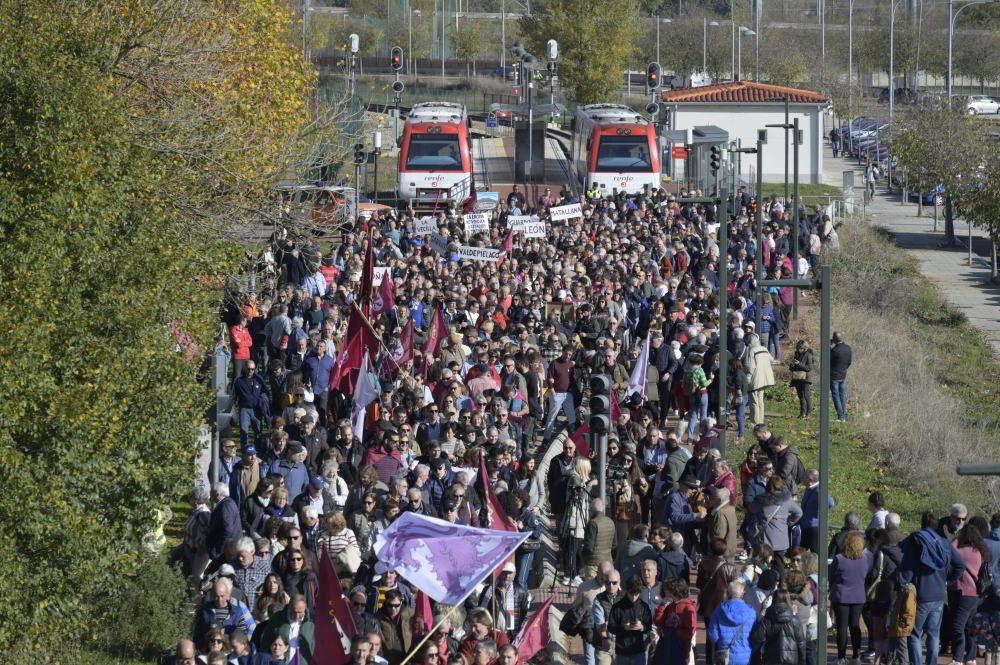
[966,95,1000,115]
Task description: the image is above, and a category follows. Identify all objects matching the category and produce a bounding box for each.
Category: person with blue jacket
[707,579,756,665]
[663,476,703,553]
[897,511,966,665]
[798,468,835,555]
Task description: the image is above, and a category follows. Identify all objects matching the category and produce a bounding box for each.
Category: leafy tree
[890,108,983,245]
[954,30,1000,94]
[520,0,640,102]
[452,20,486,77]
[958,143,1000,280]
[0,0,321,658]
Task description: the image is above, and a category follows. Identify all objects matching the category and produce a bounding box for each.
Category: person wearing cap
[376,588,415,665]
[662,476,703,554]
[229,443,262,506]
[478,560,531,641]
[291,474,332,520]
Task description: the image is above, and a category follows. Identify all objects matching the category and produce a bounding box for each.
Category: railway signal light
[353,143,366,165]
[589,374,612,435]
[391,80,404,93]
[390,46,403,71]
[645,102,659,115]
[646,62,661,91]
[710,145,722,175]
[349,33,360,54]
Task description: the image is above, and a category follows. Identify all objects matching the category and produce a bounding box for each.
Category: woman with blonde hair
[559,457,593,587]
[829,531,873,663]
[318,512,361,578]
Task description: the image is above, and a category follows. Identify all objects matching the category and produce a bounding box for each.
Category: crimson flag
[372,272,395,317]
[514,597,554,662]
[388,318,413,367]
[332,304,380,393]
[314,549,355,665]
[479,450,516,531]
[422,304,447,356]
[570,423,591,458]
[611,389,622,421]
[413,590,434,637]
[500,230,513,253]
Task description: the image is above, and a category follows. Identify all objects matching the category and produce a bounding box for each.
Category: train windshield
[595,135,652,172]
[405,134,463,171]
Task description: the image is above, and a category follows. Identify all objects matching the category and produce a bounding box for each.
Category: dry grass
[817,220,1000,511]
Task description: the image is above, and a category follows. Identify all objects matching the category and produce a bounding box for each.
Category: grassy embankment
[729,218,1000,529]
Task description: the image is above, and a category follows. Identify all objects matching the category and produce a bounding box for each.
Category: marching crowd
[161,178,998,665]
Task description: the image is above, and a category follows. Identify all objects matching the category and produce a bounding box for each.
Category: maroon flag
[388,318,413,367]
[514,597,554,662]
[359,232,376,302]
[611,389,622,421]
[479,450,516,531]
[422,304,447,356]
[413,590,434,637]
[372,273,395,317]
[500,230,513,253]
[314,550,355,665]
[332,304,380,393]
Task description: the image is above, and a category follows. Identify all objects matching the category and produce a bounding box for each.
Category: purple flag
[373,512,530,604]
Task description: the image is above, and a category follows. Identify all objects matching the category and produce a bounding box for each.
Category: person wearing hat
[662,476,703,555]
[230,443,263,506]
[291,474,332,518]
[478,560,531,642]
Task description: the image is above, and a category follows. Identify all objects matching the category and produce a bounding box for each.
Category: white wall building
[661,82,831,186]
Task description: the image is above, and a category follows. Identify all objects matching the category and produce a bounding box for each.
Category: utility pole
[755,129,766,330]
[793,118,801,318]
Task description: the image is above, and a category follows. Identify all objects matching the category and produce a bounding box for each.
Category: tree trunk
[990,237,998,278]
[945,193,957,245]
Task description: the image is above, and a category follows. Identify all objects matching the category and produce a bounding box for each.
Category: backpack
[558,603,591,637]
[976,560,995,598]
[683,370,697,395]
[793,454,807,486]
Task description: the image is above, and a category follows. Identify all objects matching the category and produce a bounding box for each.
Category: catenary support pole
[817,264,833,665]
[793,117,800,319]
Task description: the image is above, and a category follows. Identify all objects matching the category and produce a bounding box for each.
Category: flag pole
[397,583,481,665]
[351,301,408,375]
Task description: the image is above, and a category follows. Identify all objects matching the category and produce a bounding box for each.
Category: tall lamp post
[948,0,1000,99]
[888,0,902,133]
[656,17,672,68]
[754,128,766,330]
[737,26,755,81]
[408,7,421,76]
[703,19,720,73]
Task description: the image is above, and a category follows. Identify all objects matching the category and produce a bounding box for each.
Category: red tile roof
[661,81,830,104]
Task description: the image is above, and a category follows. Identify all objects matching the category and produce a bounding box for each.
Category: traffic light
[646,62,661,90]
[710,145,722,175]
[391,80,405,94]
[390,46,403,71]
[589,374,612,435]
[353,143,366,165]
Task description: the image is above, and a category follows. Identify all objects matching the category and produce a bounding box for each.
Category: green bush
[90,555,192,661]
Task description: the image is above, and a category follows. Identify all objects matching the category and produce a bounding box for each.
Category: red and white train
[571,103,661,196]
[397,102,473,209]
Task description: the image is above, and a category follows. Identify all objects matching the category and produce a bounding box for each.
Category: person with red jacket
[654,577,698,665]
[459,608,510,662]
[230,315,253,380]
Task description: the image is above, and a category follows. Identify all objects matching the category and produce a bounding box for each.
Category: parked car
[966,95,1000,115]
[491,66,516,80]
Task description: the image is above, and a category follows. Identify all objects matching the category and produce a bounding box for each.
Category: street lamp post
[889,0,903,133]
[948,0,1000,99]
[737,27,755,82]
[848,0,854,119]
[408,7,422,77]
[656,17,672,68]
[754,129,766,330]
[731,0,736,81]
[703,19,720,73]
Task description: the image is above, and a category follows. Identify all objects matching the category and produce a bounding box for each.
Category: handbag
[745,505,780,547]
[866,550,886,601]
[713,624,744,665]
[518,537,541,553]
[790,370,808,382]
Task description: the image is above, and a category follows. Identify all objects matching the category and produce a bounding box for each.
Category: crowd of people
[159,177,994,665]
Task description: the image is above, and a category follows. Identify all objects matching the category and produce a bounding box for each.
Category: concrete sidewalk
[822,147,1000,357]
